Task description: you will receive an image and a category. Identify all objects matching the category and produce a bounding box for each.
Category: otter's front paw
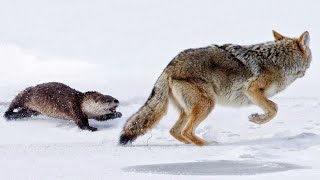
[114,112,122,118]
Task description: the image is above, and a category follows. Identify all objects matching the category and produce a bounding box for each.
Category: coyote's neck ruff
[216,40,310,76]
[120,31,312,146]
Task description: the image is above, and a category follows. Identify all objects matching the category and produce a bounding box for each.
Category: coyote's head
[272,30,312,65]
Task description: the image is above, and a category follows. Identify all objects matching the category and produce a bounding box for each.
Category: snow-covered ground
[1,0,320,179]
[1,97,320,179]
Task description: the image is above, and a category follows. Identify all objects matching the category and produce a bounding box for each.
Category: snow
[0,0,320,179]
[1,98,320,179]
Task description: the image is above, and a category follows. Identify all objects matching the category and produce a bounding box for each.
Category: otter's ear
[272,30,285,41]
[297,31,310,51]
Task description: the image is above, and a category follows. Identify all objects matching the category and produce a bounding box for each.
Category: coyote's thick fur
[120,31,312,146]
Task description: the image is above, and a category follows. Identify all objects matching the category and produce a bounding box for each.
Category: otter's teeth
[109,107,116,112]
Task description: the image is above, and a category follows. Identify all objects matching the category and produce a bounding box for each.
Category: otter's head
[82,91,119,118]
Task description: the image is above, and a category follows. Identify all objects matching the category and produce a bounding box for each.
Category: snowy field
[0,0,320,179]
[1,98,320,179]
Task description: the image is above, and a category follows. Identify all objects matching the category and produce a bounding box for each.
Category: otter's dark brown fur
[4,82,122,131]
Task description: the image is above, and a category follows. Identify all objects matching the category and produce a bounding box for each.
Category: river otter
[4,82,122,131]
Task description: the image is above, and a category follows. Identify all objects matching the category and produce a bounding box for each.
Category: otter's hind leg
[4,90,33,120]
[5,108,40,120]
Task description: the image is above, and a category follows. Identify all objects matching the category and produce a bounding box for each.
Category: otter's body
[4,82,121,131]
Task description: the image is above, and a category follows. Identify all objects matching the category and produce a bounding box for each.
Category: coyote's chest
[266,72,303,97]
[215,74,299,107]
[264,84,281,97]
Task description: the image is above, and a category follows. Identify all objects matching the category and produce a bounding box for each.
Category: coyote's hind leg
[169,110,190,144]
[170,80,215,146]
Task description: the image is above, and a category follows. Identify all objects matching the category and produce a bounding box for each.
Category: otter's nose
[114,99,119,103]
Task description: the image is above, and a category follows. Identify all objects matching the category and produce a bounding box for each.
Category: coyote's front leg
[245,76,278,125]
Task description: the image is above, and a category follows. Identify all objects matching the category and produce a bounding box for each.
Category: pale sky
[0,0,319,98]
[0,0,318,62]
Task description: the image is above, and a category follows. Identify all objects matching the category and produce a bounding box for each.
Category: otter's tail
[119,73,170,145]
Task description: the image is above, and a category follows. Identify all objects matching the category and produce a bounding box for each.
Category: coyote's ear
[297,31,310,51]
[272,30,285,41]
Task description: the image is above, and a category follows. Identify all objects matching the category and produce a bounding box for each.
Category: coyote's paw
[248,113,268,125]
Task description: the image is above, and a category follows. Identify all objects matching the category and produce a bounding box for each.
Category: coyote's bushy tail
[119,73,170,145]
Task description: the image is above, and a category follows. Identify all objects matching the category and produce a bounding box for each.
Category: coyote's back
[120,30,312,146]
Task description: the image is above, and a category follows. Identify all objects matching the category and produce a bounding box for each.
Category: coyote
[120,31,312,146]
[4,82,122,131]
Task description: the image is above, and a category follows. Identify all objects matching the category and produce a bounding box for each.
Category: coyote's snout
[120,31,312,146]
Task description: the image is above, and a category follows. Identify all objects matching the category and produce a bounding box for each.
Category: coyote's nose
[114,99,119,103]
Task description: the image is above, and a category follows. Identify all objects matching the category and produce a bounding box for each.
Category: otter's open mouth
[109,106,117,113]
